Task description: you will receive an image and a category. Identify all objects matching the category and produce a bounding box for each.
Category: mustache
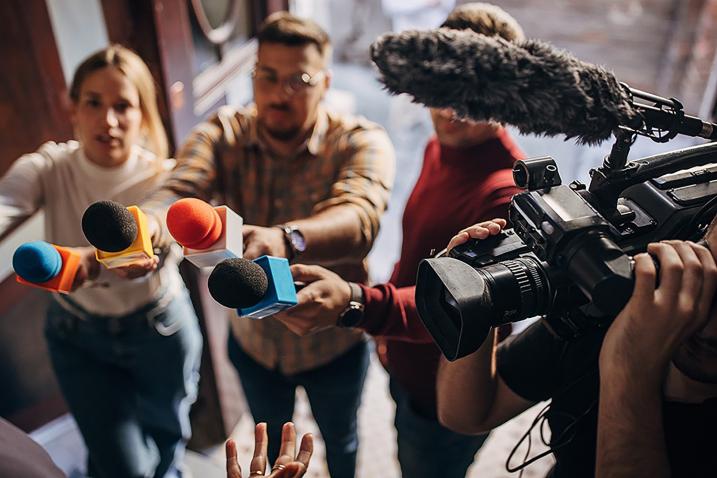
[268,103,292,112]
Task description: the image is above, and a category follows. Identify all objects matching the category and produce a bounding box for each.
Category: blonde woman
[0,45,202,478]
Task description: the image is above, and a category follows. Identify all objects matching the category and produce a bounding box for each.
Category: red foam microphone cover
[167,198,223,249]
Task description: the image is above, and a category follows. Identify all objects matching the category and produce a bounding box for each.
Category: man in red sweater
[276,4,525,476]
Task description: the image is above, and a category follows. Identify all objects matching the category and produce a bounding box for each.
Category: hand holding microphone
[242,225,291,260]
[273,264,354,336]
[81,201,157,277]
[13,241,98,293]
[207,256,297,319]
[166,198,243,268]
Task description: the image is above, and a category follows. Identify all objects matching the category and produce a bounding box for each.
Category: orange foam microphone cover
[167,198,223,250]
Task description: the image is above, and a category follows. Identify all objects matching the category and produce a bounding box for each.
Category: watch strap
[337,282,365,328]
[275,224,299,261]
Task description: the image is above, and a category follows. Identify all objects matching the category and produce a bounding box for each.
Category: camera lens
[476,256,551,323]
[416,254,551,360]
[441,289,463,330]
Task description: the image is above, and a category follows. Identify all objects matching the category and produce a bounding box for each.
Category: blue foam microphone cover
[208,255,297,319]
[240,256,298,319]
[13,241,63,283]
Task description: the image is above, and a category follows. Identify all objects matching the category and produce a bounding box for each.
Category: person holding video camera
[436,218,717,477]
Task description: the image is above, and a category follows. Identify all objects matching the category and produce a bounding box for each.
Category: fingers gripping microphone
[13,241,81,293]
[167,198,243,269]
[82,200,154,268]
[208,256,297,319]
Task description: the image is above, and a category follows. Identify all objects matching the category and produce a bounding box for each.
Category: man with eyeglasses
[272,4,527,477]
[142,11,395,478]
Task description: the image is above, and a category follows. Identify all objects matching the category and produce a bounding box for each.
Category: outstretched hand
[226,422,313,478]
[69,246,101,291]
[109,255,160,280]
[274,264,352,336]
[243,225,288,260]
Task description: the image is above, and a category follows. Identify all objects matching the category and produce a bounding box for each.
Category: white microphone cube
[183,206,243,269]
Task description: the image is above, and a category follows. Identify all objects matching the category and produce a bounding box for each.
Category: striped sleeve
[313,124,395,257]
[141,116,225,248]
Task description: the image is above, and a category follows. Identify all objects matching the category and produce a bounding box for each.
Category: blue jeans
[228,335,369,478]
[44,291,203,478]
[390,379,489,478]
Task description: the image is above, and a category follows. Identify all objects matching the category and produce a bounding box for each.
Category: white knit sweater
[0,141,183,316]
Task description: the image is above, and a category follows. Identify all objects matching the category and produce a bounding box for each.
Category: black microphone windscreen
[370,29,639,144]
[208,258,269,309]
[82,201,138,252]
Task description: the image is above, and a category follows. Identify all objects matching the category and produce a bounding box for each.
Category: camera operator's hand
[226,422,313,478]
[273,264,352,336]
[597,240,717,478]
[446,218,507,251]
[600,240,717,381]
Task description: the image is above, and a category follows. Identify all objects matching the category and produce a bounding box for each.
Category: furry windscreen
[370,29,639,145]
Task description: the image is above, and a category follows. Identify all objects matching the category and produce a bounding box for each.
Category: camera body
[416,146,717,361]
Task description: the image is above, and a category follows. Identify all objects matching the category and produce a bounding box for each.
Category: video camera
[416,86,717,361]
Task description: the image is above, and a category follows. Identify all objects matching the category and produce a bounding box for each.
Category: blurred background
[1,1,716,476]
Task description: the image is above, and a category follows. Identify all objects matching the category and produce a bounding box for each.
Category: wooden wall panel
[0,0,72,176]
[0,0,70,431]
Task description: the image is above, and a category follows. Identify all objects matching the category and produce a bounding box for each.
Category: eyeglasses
[252,67,326,95]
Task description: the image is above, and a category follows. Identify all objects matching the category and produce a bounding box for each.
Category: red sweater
[358,129,524,417]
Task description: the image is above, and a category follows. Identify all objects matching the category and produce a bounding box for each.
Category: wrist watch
[276,224,306,261]
[337,282,365,328]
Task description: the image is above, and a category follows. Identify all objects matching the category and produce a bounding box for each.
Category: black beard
[264,125,302,142]
[258,117,302,142]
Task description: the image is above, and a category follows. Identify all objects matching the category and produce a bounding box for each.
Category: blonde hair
[441,3,525,42]
[69,45,168,159]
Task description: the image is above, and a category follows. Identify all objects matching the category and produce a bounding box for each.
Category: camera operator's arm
[597,241,717,478]
[437,219,535,434]
[437,329,535,434]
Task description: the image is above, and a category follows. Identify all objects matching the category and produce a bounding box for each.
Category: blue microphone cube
[238,255,298,319]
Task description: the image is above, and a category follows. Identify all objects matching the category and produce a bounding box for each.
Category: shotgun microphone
[370,29,717,144]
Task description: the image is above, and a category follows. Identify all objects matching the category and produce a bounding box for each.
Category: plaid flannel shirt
[143,105,395,373]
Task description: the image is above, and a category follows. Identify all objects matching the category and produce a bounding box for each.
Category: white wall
[46,0,109,85]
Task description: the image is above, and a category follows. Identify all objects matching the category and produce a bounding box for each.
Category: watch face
[339,304,364,328]
[290,229,307,253]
